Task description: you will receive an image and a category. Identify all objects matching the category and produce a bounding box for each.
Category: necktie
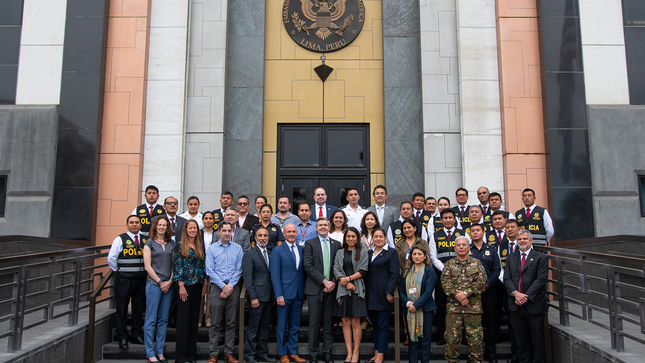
[377,206,384,223]
[291,245,298,268]
[498,230,503,244]
[263,249,269,268]
[483,206,487,215]
[509,242,515,254]
[134,235,140,248]
[323,238,330,280]
[526,207,530,218]
[170,217,176,231]
[460,206,465,215]
[519,253,526,293]
[149,206,153,216]
[319,206,323,218]
[415,211,420,222]
[447,230,452,239]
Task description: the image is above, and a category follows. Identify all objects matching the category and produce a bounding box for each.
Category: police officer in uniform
[428,209,469,345]
[132,185,166,237]
[477,187,492,219]
[485,210,508,251]
[451,188,471,231]
[514,188,554,246]
[441,236,487,363]
[469,224,502,363]
[412,192,434,233]
[488,192,515,220]
[212,191,234,231]
[108,215,148,349]
[466,205,491,237]
[387,201,428,248]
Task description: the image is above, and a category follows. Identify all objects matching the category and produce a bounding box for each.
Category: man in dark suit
[152,196,186,241]
[214,208,251,252]
[310,187,338,222]
[237,195,260,232]
[243,227,276,363]
[303,217,340,363]
[270,224,307,363]
[367,185,399,234]
[503,229,548,363]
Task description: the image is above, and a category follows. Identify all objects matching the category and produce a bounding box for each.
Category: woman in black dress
[333,227,368,363]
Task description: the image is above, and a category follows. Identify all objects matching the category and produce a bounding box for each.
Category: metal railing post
[86,270,113,363]
[8,266,27,352]
[70,261,82,326]
[556,258,568,326]
[394,289,400,363]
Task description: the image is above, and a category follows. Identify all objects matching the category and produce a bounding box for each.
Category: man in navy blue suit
[310,187,338,222]
[270,223,307,363]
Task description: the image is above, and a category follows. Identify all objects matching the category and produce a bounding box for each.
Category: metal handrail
[0,243,112,353]
[536,245,645,352]
[86,269,114,363]
[393,288,400,363]
[239,285,247,362]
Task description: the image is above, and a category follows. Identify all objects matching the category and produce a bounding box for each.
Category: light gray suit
[368,204,399,234]
[214,227,251,252]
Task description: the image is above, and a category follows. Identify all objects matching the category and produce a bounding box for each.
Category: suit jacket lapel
[522,249,537,273]
[313,238,324,266]
[256,247,268,270]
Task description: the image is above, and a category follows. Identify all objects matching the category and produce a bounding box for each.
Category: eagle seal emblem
[284,0,365,52]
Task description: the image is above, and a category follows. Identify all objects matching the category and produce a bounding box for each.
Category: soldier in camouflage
[441,236,487,363]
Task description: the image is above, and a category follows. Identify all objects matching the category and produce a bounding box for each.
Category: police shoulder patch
[126,240,133,245]
[139,209,146,214]
[534,213,539,218]
[488,234,495,242]
[424,215,429,221]
[272,227,277,232]
[455,232,460,237]
[395,229,401,235]
[485,250,490,256]
[502,249,508,256]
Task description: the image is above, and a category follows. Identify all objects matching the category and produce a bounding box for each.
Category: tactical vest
[432,215,443,233]
[465,219,491,239]
[418,210,433,231]
[136,204,165,234]
[485,229,507,250]
[451,206,471,230]
[515,206,547,245]
[498,240,513,268]
[212,209,224,232]
[116,233,146,278]
[390,220,423,246]
[434,228,465,263]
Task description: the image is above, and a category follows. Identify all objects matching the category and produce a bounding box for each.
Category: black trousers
[510,306,545,363]
[175,283,203,363]
[307,291,335,358]
[481,284,498,357]
[114,275,146,341]
[496,281,518,357]
[244,300,272,360]
[434,268,446,338]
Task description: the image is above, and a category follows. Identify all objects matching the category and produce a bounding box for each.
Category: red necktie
[460,206,465,215]
[149,206,153,216]
[134,235,140,248]
[498,230,503,244]
[509,242,514,254]
[319,206,323,218]
[447,231,452,239]
[519,253,526,293]
[416,211,420,222]
[526,207,530,218]
[483,206,487,215]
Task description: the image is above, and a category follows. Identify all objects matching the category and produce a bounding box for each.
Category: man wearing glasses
[152,196,186,241]
[237,195,259,232]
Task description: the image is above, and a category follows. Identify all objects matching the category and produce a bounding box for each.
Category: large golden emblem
[284,0,365,52]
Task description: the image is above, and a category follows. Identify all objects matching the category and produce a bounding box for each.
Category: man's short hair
[225,208,238,214]
[505,219,519,228]
[347,188,359,194]
[145,185,159,193]
[489,192,502,201]
[316,217,330,225]
[278,195,291,204]
[425,196,436,202]
[222,191,234,198]
[126,215,139,224]
[456,187,468,196]
[470,223,484,231]
[440,209,456,218]
[522,188,535,196]
[298,203,310,211]
[469,205,483,213]
[399,201,413,209]
[219,221,233,230]
[491,210,506,218]
[517,229,533,239]
[238,195,249,202]
[164,196,177,204]
[412,192,425,200]
[373,185,387,194]
[455,236,469,244]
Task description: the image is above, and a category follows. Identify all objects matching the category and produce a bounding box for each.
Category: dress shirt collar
[525,204,537,212]
[444,226,456,234]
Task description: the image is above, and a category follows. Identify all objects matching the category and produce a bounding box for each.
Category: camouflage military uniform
[440,256,487,363]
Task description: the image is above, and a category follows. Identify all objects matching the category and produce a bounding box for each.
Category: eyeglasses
[238,202,249,206]
[165,202,178,205]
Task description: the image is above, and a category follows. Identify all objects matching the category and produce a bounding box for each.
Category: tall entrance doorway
[277,124,370,212]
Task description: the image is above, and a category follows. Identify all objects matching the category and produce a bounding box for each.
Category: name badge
[408,287,417,295]
[405,252,410,260]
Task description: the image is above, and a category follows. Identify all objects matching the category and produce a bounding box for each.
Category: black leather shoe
[131,336,145,345]
[323,355,333,363]
[309,356,318,363]
[119,339,128,349]
[437,337,446,346]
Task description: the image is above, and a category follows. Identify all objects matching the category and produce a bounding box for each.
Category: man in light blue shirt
[206,221,243,363]
[295,203,318,246]
[271,196,300,230]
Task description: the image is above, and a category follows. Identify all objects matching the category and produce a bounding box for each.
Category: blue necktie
[291,245,298,268]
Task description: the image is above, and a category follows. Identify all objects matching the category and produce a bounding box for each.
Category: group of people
[107,184,553,363]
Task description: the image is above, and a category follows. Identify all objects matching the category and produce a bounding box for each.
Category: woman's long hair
[342,227,362,261]
[360,211,380,239]
[404,245,431,277]
[329,209,348,233]
[179,219,205,259]
[150,215,173,242]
